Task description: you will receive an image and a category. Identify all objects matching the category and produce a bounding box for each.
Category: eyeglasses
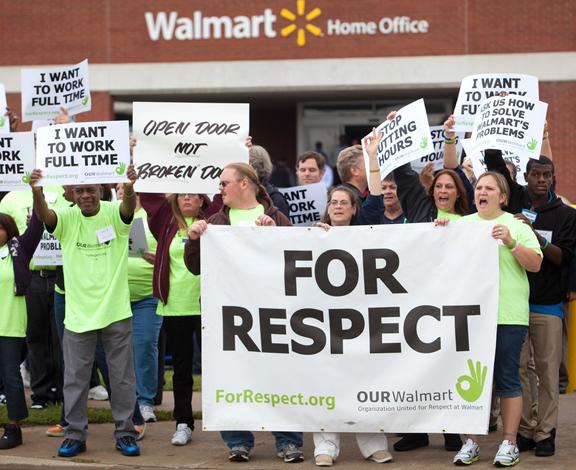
[218,178,244,189]
[178,193,198,198]
[328,200,351,207]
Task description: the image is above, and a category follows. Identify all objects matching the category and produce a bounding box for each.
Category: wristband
[506,239,517,250]
[541,239,550,250]
[442,131,457,144]
[511,242,522,254]
[370,168,380,173]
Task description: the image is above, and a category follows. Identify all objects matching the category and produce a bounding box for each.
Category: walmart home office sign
[145,1,430,46]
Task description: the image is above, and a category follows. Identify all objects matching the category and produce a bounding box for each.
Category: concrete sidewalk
[2,393,575,469]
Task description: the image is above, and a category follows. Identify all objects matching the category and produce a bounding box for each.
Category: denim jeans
[131,297,161,407]
[0,336,28,421]
[220,431,303,451]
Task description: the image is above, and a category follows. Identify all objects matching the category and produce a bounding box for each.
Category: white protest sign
[21,59,91,122]
[0,133,35,191]
[279,182,327,226]
[129,218,149,257]
[469,150,528,186]
[0,84,8,134]
[32,231,63,266]
[362,99,433,179]
[133,102,249,194]
[202,223,499,433]
[36,121,131,186]
[410,126,464,173]
[453,74,539,132]
[461,95,547,162]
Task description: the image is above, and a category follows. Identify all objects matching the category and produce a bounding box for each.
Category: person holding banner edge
[184,163,301,464]
[436,171,542,467]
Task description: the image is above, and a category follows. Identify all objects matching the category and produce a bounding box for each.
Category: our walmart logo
[280,0,322,47]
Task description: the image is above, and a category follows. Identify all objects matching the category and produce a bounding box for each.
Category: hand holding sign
[187,220,208,240]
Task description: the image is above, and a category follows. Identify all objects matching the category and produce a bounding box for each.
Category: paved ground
[1,393,575,469]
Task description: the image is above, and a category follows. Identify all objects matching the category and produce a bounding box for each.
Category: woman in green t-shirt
[0,211,43,449]
[438,172,542,467]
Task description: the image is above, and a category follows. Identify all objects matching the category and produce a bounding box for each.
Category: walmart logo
[280,0,323,47]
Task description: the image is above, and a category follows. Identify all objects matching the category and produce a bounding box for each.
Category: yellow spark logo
[280,0,322,47]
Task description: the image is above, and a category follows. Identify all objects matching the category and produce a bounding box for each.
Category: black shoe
[30,401,48,410]
[393,433,429,452]
[516,433,536,452]
[535,436,555,457]
[444,433,462,451]
[488,423,498,432]
[0,424,23,449]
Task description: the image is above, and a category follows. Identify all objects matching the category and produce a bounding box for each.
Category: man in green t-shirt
[29,167,141,458]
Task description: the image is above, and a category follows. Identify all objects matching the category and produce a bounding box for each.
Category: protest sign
[0,133,35,191]
[453,74,539,132]
[129,218,149,257]
[32,231,63,266]
[469,150,528,186]
[410,126,464,173]
[36,121,131,186]
[460,95,547,163]
[133,102,249,194]
[21,59,91,122]
[0,84,8,134]
[202,223,499,433]
[362,99,433,179]
[279,182,327,226]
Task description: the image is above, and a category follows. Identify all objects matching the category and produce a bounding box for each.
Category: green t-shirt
[437,209,462,221]
[156,217,201,316]
[461,212,541,325]
[0,248,27,337]
[0,186,68,270]
[127,207,157,302]
[229,205,265,226]
[52,201,133,333]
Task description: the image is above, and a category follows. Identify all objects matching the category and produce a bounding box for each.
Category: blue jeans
[494,325,528,398]
[131,297,161,406]
[221,431,303,451]
[0,336,27,421]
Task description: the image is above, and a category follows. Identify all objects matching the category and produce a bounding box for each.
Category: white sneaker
[171,423,192,446]
[493,440,519,467]
[453,438,480,465]
[139,404,157,423]
[88,385,109,401]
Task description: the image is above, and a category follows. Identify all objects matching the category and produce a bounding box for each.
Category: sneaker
[30,401,48,410]
[453,438,480,466]
[46,424,66,437]
[445,434,463,452]
[515,433,535,452]
[134,423,146,441]
[116,436,140,456]
[368,450,393,463]
[277,443,304,463]
[493,440,519,467]
[57,438,86,457]
[171,423,192,446]
[88,385,109,401]
[394,433,429,451]
[229,445,251,462]
[315,454,333,466]
[0,424,22,449]
[0,394,6,406]
[139,404,156,423]
[535,436,555,457]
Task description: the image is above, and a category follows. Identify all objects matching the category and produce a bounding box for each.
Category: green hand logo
[456,359,487,403]
[116,163,126,175]
[0,116,5,128]
[21,172,31,184]
[82,96,89,106]
[420,137,428,149]
[527,138,538,151]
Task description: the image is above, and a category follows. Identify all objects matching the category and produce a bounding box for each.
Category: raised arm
[29,169,58,232]
[362,127,383,196]
[119,165,137,223]
[442,114,459,169]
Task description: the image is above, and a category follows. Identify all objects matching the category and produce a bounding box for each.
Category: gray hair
[249,145,273,180]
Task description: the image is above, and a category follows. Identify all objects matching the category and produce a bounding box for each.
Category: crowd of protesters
[0,104,575,470]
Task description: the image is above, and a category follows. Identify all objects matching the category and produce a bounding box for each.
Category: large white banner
[21,59,91,122]
[36,121,131,185]
[0,84,8,134]
[133,102,249,194]
[279,182,327,226]
[202,223,499,433]
[461,95,547,163]
[0,132,35,191]
[453,74,539,132]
